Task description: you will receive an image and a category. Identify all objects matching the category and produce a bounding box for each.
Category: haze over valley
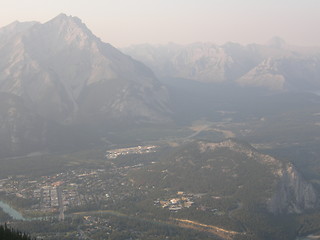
[1,10,320,240]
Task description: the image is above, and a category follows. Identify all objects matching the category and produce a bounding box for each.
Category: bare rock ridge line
[123,41,320,91]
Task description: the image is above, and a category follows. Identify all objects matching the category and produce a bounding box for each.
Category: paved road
[57,186,64,221]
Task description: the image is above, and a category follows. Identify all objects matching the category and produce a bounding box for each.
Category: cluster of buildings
[154,192,224,215]
[0,167,135,219]
[0,144,161,218]
[106,145,157,159]
[154,192,195,212]
[38,186,59,210]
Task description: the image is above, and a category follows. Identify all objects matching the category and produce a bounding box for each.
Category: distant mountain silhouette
[123,41,320,91]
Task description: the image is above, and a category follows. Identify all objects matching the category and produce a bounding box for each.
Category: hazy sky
[1,0,320,47]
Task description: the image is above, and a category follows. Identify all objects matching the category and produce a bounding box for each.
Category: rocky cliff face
[199,139,319,214]
[267,163,318,214]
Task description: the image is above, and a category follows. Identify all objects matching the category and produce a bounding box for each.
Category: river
[0,200,25,220]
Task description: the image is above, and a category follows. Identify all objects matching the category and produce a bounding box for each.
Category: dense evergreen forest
[0,224,34,240]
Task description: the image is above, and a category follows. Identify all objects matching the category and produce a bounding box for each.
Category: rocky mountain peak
[48,13,90,31]
[0,14,171,126]
[267,36,287,49]
[35,13,96,49]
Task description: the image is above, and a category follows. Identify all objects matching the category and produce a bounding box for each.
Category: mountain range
[123,39,320,91]
[1,14,320,159]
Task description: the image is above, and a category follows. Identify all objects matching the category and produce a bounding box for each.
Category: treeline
[0,224,35,240]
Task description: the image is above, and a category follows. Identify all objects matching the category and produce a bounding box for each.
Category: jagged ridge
[123,41,320,91]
